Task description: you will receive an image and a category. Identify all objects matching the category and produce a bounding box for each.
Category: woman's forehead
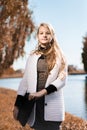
[39,26,50,31]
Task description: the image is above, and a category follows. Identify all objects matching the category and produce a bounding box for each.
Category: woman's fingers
[29,89,47,100]
[29,94,35,100]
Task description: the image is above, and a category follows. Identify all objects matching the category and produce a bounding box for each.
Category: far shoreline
[0,72,87,79]
[0,73,23,79]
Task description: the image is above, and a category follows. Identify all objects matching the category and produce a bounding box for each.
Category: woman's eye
[46,32,50,35]
[39,32,43,34]
[39,32,51,35]
[45,31,51,35]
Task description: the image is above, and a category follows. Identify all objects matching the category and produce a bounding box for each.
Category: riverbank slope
[0,87,87,130]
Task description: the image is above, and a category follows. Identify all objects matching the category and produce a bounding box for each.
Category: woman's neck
[38,43,51,51]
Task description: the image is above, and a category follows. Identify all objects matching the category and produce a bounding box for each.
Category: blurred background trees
[82,34,87,72]
[0,0,35,75]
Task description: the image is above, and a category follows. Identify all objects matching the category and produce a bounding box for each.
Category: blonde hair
[33,23,67,78]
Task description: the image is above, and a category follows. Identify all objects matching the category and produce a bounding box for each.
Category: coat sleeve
[51,57,68,91]
[17,56,30,96]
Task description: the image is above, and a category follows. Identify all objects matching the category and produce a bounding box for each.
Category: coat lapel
[27,54,41,93]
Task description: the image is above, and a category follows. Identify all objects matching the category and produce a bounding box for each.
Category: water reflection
[85,76,87,119]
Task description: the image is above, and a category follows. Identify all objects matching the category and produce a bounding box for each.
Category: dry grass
[0,87,87,130]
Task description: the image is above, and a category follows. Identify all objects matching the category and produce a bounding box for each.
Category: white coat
[17,53,67,126]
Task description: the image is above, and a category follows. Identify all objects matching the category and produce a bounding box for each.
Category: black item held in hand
[17,93,35,126]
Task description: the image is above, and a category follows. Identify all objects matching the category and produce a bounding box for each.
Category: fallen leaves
[0,87,87,130]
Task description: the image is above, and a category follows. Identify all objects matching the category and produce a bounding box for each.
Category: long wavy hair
[32,23,67,78]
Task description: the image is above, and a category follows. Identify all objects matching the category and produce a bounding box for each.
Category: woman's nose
[43,33,47,37]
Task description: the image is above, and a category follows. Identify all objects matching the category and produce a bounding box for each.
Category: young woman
[13,23,67,130]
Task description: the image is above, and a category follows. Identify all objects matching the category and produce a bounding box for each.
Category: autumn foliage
[82,35,87,72]
[0,0,35,75]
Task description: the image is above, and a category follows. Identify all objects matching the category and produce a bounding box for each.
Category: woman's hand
[29,89,47,100]
[13,106,19,120]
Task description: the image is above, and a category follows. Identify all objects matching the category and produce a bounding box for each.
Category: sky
[13,0,87,70]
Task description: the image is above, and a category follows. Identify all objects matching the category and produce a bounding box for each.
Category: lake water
[0,75,87,120]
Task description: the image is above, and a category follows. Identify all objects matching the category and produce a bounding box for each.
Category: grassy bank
[0,87,87,130]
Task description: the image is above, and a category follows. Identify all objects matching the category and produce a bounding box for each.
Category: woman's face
[37,26,52,46]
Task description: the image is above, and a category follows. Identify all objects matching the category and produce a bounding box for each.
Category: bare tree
[0,0,35,75]
[82,34,87,72]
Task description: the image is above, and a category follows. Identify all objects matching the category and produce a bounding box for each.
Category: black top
[37,55,57,94]
[33,55,58,129]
